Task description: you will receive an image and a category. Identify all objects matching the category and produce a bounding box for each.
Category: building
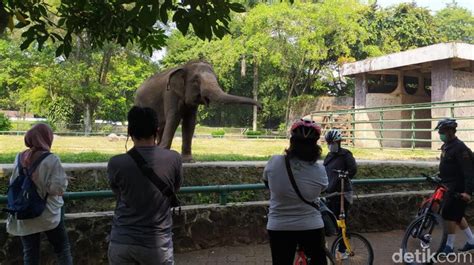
[341,42,474,149]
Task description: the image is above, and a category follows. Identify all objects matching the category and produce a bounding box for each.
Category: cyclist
[323,129,357,259]
[263,118,328,265]
[436,118,474,254]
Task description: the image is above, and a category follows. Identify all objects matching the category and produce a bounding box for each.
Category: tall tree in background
[436,1,474,43]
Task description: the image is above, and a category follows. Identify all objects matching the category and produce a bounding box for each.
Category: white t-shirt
[263,155,328,231]
[6,154,68,236]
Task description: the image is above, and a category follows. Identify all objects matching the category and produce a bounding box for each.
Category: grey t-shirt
[263,155,328,231]
[107,146,183,247]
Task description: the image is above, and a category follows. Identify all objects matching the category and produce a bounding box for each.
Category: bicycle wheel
[401,213,446,265]
[331,232,374,265]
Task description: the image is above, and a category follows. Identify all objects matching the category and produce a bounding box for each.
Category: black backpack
[2,152,51,219]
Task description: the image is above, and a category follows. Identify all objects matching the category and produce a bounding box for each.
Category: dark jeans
[268,228,327,265]
[327,197,351,253]
[20,220,73,265]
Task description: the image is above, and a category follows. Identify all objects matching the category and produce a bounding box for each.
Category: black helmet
[435,118,457,130]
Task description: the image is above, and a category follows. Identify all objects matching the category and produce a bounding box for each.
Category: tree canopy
[0,0,472,132]
[0,0,246,57]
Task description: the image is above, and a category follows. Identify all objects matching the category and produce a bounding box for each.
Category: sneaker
[338,251,349,260]
[439,245,454,255]
[459,242,474,252]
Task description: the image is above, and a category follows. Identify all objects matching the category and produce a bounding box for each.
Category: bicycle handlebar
[421,172,463,199]
[333,169,349,178]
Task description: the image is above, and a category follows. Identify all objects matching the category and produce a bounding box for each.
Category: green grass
[0,135,439,164]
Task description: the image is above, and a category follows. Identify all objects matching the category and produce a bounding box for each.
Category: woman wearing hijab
[6,123,73,265]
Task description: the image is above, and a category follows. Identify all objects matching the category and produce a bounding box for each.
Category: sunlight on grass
[0,135,439,163]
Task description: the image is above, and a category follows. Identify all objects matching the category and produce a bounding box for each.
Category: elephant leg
[181,108,197,163]
[156,122,165,145]
[159,112,182,150]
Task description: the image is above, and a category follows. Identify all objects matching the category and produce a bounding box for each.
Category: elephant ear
[167,68,185,99]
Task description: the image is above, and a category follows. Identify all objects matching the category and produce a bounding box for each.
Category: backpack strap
[127,148,175,198]
[284,155,320,210]
[24,152,52,176]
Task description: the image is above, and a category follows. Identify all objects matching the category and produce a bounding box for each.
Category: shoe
[439,245,454,255]
[338,251,349,260]
[459,242,474,252]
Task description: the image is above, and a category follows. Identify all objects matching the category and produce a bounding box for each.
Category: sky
[375,0,474,13]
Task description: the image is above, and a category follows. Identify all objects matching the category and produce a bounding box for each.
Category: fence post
[379,111,384,150]
[219,191,228,205]
[411,106,416,150]
[351,111,356,147]
[450,103,455,118]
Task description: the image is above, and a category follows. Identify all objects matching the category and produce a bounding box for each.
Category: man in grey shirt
[107,106,183,265]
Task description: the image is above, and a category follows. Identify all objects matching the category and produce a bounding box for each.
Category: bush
[211,129,225,138]
[244,130,263,138]
[0,113,12,131]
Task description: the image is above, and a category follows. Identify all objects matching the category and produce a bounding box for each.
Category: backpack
[2,152,52,219]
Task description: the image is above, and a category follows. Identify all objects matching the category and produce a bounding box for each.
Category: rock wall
[2,192,473,265]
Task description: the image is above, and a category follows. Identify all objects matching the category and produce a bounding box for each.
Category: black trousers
[267,228,327,265]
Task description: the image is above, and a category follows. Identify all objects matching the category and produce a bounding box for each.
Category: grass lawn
[0,135,439,163]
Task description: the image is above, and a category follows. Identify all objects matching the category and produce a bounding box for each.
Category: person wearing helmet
[262,118,328,265]
[436,118,474,254]
[323,129,357,259]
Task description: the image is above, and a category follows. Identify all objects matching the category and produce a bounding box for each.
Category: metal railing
[0,177,426,209]
[311,100,474,149]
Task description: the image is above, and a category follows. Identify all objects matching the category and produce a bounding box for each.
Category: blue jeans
[20,220,73,265]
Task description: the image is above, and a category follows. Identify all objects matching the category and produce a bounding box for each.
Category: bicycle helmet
[325,129,342,142]
[434,118,457,130]
[290,118,321,140]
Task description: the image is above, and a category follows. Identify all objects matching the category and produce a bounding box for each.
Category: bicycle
[294,244,336,265]
[401,173,461,265]
[294,170,374,265]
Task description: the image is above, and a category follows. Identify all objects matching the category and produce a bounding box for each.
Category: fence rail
[0,177,426,210]
[310,99,474,148]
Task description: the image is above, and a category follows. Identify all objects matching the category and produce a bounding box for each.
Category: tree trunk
[252,57,258,131]
[241,55,246,78]
[84,102,92,135]
[284,54,307,129]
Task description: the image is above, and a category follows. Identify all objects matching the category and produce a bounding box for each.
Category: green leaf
[55,44,64,57]
[20,37,35,50]
[228,3,246,13]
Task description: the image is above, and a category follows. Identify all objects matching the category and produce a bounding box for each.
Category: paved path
[176,230,473,265]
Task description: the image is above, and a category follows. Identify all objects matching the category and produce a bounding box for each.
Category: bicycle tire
[401,213,446,265]
[330,232,374,265]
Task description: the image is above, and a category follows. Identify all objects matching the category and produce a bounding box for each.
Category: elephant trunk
[208,91,262,109]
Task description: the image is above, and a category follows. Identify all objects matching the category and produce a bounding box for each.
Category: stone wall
[1,192,473,265]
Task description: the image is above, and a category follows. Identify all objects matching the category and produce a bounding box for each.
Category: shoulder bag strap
[127,148,174,198]
[284,155,319,210]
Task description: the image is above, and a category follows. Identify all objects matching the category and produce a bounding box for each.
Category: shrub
[211,129,225,138]
[244,130,263,138]
[0,113,12,131]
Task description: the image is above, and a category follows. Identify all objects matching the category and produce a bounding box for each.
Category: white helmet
[325,129,342,142]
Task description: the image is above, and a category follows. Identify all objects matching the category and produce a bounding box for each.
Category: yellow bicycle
[325,170,374,265]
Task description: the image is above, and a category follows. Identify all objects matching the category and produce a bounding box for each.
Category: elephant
[135,60,262,162]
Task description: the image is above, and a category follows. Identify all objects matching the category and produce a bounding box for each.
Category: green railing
[0,177,426,209]
[311,100,474,149]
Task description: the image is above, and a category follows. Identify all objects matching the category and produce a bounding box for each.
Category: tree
[0,0,246,57]
[436,1,474,43]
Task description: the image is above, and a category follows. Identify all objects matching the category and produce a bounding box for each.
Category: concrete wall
[431,60,474,149]
[354,72,431,148]
[2,192,474,264]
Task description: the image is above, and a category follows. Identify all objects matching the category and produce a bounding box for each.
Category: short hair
[127,106,159,140]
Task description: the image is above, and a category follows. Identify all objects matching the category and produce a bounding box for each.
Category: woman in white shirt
[263,119,328,265]
[6,123,72,265]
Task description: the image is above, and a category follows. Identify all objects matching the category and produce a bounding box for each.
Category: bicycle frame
[334,170,353,255]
